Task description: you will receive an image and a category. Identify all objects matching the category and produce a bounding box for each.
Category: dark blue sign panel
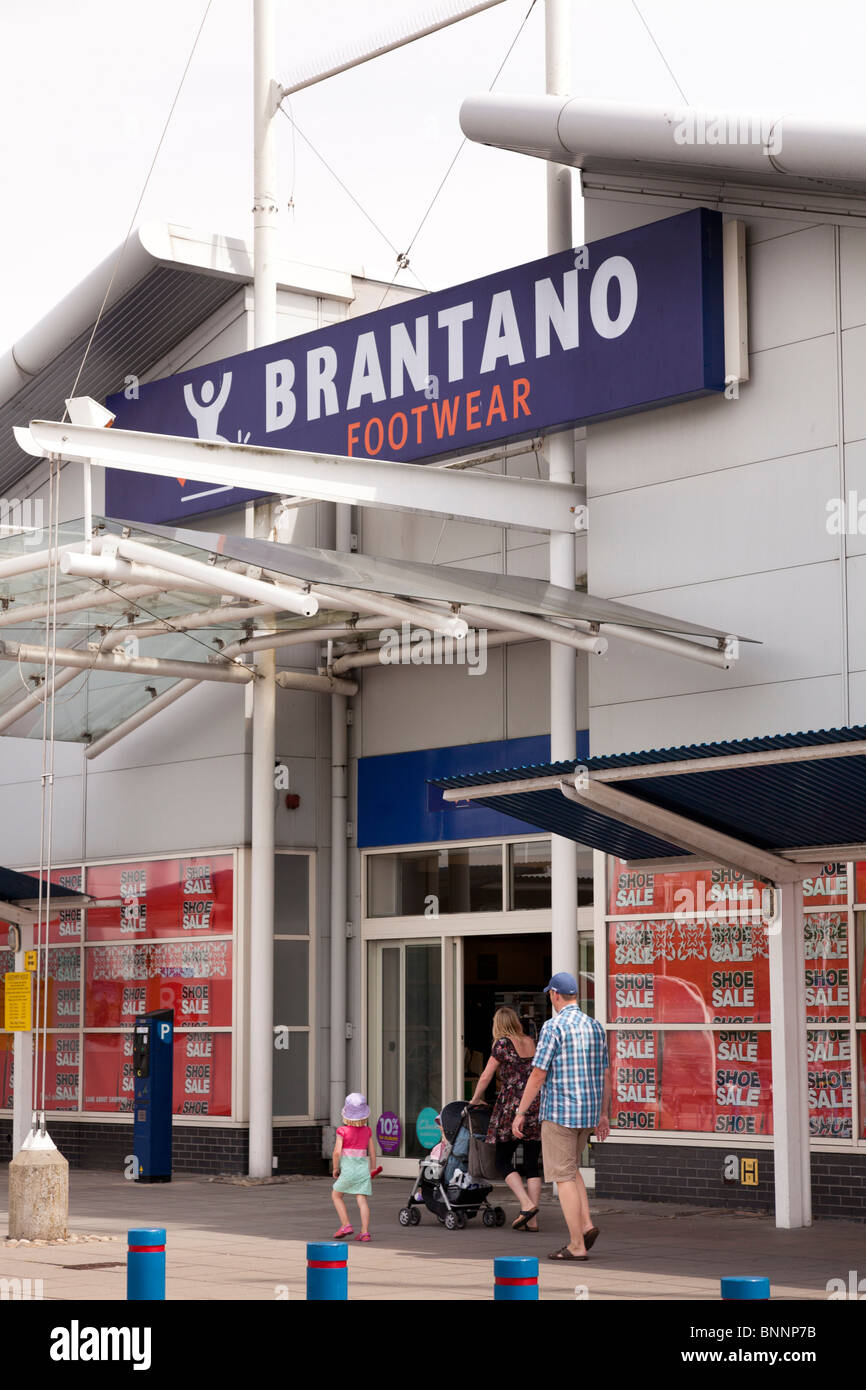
[357,730,590,848]
[106,207,724,522]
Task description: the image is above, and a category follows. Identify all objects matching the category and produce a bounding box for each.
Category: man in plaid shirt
[513,971,611,1260]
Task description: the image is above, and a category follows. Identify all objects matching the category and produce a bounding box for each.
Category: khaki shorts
[541,1121,591,1183]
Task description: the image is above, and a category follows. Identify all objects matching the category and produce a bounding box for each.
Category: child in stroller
[398,1101,507,1231]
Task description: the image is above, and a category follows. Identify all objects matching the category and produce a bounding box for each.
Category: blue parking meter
[133,1009,174,1183]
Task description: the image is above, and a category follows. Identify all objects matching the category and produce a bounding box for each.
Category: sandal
[584,1225,600,1250]
[548,1245,588,1261]
[355,1232,372,1242]
[333,1224,353,1238]
[512,1207,540,1231]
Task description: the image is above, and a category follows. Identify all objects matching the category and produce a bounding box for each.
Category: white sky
[2,0,866,347]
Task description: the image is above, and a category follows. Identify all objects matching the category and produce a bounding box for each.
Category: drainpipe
[329,504,353,1131]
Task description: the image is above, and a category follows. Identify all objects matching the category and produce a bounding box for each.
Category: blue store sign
[106,207,724,522]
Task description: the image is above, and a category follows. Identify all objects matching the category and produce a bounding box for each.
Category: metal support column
[546,0,578,979]
[248,0,279,1178]
[769,881,811,1227]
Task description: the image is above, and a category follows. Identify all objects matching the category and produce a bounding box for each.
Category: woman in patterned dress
[468,1007,543,1231]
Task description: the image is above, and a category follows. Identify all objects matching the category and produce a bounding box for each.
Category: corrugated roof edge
[430,724,866,787]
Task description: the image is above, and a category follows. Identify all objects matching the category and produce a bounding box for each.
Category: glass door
[368,939,442,1163]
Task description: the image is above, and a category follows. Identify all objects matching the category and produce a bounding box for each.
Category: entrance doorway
[463,934,551,1101]
[366,927,595,1172]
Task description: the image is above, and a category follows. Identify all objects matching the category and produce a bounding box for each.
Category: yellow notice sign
[4,972,32,1031]
[24,951,37,972]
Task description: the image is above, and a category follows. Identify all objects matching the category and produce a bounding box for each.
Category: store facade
[5,132,866,1222]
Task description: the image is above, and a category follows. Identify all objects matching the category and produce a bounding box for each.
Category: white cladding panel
[587,333,837,496]
[592,564,841,707]
[592,676,844,757]
[585,190,866,754]
[589,448,838,597]
[358,647,506,757]
[84,754,247,857]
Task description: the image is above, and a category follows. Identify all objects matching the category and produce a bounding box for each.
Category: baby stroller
[398,1100,507,1231]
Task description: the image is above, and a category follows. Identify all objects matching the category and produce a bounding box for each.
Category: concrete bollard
[306,1241,348,1301]
[721,1276,770,1300]
[8,1141,69,1240]
[494,1255,539,1301]
[127,1228,166,1300]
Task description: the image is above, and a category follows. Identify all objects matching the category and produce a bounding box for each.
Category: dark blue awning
[431,725,866,864]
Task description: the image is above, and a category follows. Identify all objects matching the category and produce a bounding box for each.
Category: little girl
[332,1093,376,1241]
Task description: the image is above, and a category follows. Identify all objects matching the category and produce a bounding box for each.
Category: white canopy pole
[546,0,579,983]
[248,0,279,1181]
[22,419,583,535]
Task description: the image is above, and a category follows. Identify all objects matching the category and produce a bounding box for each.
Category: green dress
[334,1125,373,1196]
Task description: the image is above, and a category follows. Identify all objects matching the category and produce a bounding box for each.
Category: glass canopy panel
[0,518,338,743]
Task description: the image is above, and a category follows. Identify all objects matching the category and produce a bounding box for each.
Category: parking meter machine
[133,1009,174,1182]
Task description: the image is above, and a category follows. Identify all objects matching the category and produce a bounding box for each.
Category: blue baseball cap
[544,971,579,995]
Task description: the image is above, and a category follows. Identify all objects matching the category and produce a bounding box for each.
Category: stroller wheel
[409,1206,421,1225]
[444,1211,459,1231]
[482,1208,497,1227]
[456,1212,467,1229]
[494,1206,507,1227]
[398,1207,412,1226]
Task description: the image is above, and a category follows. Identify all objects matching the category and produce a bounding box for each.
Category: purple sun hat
[342,1092,371,1121]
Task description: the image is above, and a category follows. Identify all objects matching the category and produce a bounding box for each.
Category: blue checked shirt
[532,1005,609,1128]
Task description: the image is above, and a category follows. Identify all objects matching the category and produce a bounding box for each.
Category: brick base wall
[0,1118,326,1177]
[595,1143,866,1222]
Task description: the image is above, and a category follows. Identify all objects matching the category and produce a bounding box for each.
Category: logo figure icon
[178,372,250,491]
[183,373,234,442]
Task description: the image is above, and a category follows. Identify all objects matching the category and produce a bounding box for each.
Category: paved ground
[1,1170,863,1301]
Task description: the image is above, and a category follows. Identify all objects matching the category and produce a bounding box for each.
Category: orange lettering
[465,390,482,430]
[347,421,360,456]
[513,378,531,418]
[411,404,428,443]
[388,412,408,451]
[432,396,459,439]
[485,384,507,426]
[364,418,384,455]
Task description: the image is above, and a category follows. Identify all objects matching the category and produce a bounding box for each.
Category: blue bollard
[494,1255,539,1301]
[721,1276,770,1300]
[307,1241,348,1301]
[127,1227,166,1301]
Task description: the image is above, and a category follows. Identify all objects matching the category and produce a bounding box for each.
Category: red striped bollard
[307,1241,348,1300]
[494,1255,538,1300]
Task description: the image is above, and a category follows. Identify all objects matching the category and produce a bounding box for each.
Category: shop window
[805,914,850,1023]
[807,1029,852,1140]
[610,1028,773,1137]
[84,940,232,1029]
[174,1032,231,1117]
[274,854,310,935]
[86,855,233,941]
[273,1032,310,1117]
[83,1033,135,1113]
[274,940,310,1027]
[367,846,503,917]
[607,918,770,1025]
[855,912,866,1022]
[509,841,551,909]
